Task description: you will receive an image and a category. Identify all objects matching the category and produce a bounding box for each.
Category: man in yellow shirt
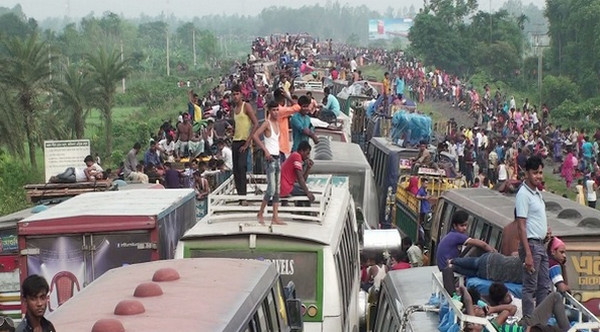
[383,72,391,114]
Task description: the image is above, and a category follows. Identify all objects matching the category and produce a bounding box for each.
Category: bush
[0,152,40,215]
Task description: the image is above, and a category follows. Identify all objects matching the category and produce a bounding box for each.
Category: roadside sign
[43,140,91,182]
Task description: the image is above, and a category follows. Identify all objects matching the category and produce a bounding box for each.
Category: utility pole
[489,0,492,44]
[121,40,125,93]
[193,28,197,67]
[166,27,170,76]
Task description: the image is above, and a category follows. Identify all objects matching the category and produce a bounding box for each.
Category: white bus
[311,140,379,230]
[48,258,303,331]
[176,174,361,332]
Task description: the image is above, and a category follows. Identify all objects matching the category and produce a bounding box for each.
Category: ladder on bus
[207,174,335,224]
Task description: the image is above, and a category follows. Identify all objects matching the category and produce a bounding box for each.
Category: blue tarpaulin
[391,111,433,145]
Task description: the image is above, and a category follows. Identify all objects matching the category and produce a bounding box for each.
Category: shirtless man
[176,113,194,158]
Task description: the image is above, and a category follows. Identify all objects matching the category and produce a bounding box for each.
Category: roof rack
[207,174,334,224]
[429,272,600,332]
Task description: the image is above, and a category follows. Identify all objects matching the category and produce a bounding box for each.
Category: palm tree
[86,47,131,157]
[55,65,96,139]
[0,33,55,169]
[0,89,25,157]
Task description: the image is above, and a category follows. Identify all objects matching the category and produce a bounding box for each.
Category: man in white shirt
[350,57,357,72]
[216,139,233,171]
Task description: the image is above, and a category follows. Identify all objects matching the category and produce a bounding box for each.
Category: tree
[55,65,96,139]
[0,33,55,169]
[86,48,131,157]
[542,74,579,109]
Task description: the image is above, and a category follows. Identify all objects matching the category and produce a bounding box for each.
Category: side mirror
[286,298,303,332]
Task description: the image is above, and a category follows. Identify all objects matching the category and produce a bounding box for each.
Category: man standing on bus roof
[231,84,259,205]
[516,155,551,317]
[291,96,319,152]
[253,101,285,225]
[280,141,315,203]
[16,275,56,332]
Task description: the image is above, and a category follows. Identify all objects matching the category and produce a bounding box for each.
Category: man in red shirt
[280,140,315,202]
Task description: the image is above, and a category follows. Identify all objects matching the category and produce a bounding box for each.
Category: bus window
[481,223,490,241]
[471,218,484,239]
[374,296,389,331]
[257,301,271,332]
[264,292,279,331]
[489,227,501,249]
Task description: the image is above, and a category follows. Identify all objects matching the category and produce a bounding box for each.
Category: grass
[360,64,385,82]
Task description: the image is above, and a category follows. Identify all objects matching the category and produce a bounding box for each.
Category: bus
[393,168,465,244]
[175,174,361,332]
[430,187,600,316]
[367,137,419,227]
[47,258,303,331]
[368,265,600,332]
[311,140,379,230]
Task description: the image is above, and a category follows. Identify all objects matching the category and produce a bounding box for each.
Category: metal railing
[207,174,334,224]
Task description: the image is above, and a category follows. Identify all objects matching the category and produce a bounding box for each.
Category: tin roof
[21,189,195,223]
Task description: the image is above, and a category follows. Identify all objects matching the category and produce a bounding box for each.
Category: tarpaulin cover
[391,111,432,145]
[367,94,418,118]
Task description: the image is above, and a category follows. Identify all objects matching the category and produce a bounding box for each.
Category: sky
[4,0,546,20]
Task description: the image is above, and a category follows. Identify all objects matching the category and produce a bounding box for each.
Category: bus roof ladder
[207,174,334,224]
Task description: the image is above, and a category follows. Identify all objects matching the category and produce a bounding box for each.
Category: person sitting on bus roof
[436,210,496,272]
[280,140,315,203]
[461,285,570,332]
[411,141,432,173]
[547,237,570,294]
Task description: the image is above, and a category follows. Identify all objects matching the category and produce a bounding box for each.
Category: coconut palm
[55,65,96,139]
[0,33,56,169]
[86,47,131,156]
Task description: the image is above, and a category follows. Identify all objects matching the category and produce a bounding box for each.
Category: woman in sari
[561,148,575,189]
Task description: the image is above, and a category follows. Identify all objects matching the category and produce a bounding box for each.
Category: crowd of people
[435,156,576,332]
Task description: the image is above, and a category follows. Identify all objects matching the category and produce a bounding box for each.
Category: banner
[368,19,413,40]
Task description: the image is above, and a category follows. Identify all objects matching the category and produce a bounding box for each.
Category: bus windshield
[190,249,318,301]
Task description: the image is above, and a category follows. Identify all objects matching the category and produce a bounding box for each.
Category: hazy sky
[4,0,546,20]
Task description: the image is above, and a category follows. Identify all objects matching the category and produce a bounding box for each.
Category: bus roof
[541,191,600,238]
[441,188,515,228]
[180,175,352,245]
[47,258,279,332]
[441,188,600,238]
[21,189,195,223]
[369,137,419,157]
[382,266,440,332]
[311,141,370,171]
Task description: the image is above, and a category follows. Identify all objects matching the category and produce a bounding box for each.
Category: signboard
[368,19,413,40]
[190,249,318,301]
[44,140,91,182]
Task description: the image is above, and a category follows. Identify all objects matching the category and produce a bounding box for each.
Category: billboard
[43,140,91,182]
[368,18,413,40]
